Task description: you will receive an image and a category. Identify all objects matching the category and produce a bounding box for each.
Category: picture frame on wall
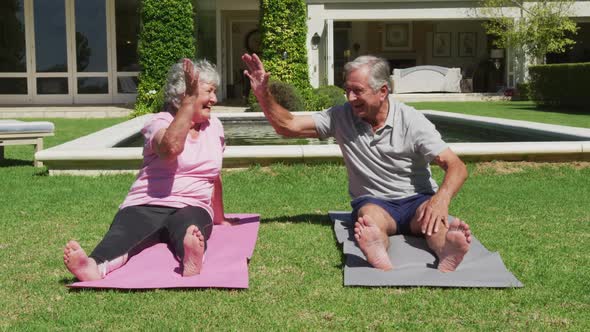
[382,22,412,51]
[432,32,451,57]
[458,32,477,57]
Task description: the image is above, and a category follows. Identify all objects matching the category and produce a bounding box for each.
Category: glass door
[33,0,72,103]
[73,0,110,103]
[32,0,114,104]
[0,0,29,103]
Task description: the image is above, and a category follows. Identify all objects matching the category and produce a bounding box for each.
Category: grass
[1,104,589,330]
[1,161,589,330]
[409,101,590,129]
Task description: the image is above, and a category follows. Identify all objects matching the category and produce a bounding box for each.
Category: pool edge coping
[36,111,590,174]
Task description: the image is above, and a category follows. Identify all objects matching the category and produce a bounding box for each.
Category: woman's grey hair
[164,59,220,109]
[344,55,391,92]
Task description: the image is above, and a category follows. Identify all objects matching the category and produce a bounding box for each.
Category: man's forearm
[255,89,297,136]
[436,161,467,201]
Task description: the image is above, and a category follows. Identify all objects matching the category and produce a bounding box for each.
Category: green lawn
[1,105,589,330]
[1,161,589,330]
[410,101,590,129]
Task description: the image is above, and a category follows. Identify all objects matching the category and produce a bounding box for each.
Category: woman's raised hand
[183,58,200,98]
[241,53,270,98]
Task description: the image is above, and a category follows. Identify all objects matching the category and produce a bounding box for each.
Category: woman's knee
[173,206,213,240]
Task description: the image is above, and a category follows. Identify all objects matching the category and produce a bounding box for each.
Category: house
[1,0,589,105]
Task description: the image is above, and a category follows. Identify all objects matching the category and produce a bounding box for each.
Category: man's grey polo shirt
[312,96,448,200]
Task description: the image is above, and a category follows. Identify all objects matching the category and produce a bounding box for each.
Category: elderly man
[242,54,471,271]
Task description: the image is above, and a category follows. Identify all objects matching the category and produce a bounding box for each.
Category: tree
[480,0,578,64]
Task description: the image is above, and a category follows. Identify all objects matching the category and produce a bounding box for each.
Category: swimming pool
[36,111,590,175]
[118,115,583,148]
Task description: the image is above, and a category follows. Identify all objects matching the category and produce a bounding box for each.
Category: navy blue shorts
[350,193,433,235]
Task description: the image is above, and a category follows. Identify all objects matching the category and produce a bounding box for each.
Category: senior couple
[64,54,471,281]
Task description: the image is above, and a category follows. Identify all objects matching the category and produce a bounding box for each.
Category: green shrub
[259,0,311,93]
[134,0,196,116]
[247,84,346,112]
[316,85,346,107]
[300,86,345,111]
[131,87,165,117]
[302,88,330,111]
[528,62,590,110]
[247,81,305,113]
[514,82,530,101]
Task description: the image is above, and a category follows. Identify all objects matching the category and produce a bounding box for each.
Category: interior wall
[344,20,488,76]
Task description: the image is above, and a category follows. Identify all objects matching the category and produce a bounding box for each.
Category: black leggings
[89,205,213,264]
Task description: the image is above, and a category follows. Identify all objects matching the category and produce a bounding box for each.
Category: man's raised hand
[241,53,270,98]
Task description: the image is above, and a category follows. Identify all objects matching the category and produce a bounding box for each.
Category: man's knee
[358,203,385,218]
[357,203,397,234]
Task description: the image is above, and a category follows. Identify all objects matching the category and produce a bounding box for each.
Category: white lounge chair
[0,120,55,167]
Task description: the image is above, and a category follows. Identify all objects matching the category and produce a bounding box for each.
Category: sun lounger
[0,120,55,167]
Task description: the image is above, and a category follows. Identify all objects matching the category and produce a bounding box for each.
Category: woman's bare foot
[354,216,393,271]
[437,219,472,272]
[182,225,205,277]
[63,240,101,281]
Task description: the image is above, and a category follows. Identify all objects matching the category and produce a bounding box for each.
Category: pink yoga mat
[69,214,259,289]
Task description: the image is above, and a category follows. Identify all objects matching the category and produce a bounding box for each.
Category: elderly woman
[63,58,233,281]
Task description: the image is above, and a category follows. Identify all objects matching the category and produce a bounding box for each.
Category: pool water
[118,118,580,147]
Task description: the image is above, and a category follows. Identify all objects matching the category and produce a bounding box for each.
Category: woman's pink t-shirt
[120,112,225,219]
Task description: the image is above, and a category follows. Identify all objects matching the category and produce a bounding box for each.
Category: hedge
[259,0,311,93]
[134,0,196,116]
[528,62,590,110]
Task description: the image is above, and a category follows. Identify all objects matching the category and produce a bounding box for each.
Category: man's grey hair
[344,55,391,92]
[164,59,220,109]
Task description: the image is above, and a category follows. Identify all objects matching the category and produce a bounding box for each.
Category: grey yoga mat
[330,211,523,288]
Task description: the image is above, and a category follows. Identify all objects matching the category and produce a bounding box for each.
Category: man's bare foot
[354,216,393,271]
[437,219,472,272]
[63,240,101,281]
[182,225,205,277]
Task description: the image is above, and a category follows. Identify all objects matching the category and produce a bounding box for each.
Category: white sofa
[391,65,462,93]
